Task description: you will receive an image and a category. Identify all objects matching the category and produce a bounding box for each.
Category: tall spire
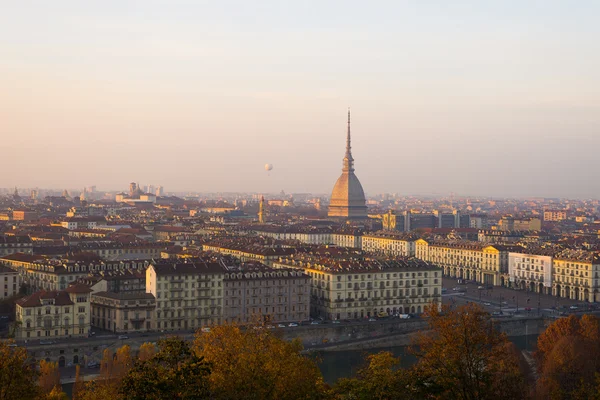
[343,108,354,172]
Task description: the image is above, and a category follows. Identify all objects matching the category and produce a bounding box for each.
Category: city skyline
[2,1,600,197]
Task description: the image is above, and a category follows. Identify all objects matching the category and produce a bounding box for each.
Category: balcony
[171,287,184,292]
[129,317,146,323]
[197,277,211,282]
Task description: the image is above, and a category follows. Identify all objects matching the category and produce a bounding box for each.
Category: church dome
[328,111,367,219]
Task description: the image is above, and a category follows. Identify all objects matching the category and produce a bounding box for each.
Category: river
[62,335,539,396]
[316,334,539,384]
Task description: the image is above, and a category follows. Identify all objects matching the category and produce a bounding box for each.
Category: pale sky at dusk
[1,1,599,198]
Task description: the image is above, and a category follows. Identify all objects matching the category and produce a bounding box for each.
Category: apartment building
[91,292,155,333]
[0,265,19,300]
[0,235,33,257]
[544,209,568,222]
[223,264,310,324]
[1,254,151,292]
[273,251,442,320]
[361,231,419,257]
[508,249,555,294]
[15,283,92,340]
[77,242,167,261]
[415,239,512,286]
[202,239,302,266]
[251,225,333,245]
[146,260,225,331]
[552,250,600,302]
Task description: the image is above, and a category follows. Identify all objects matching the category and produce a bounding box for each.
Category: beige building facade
[0,265,19,300]
[273,256,441,320]
[416,239,510,286]
[91,292,155,333]
[15,283,92,340]
[146,261,225,331]
[223,265,310,324]
[361,232,417,257]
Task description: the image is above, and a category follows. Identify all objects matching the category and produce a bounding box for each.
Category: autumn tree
[38,360,61,394]
[137,342,156,362]
[0,340,40,400]
[78,345,133,400]
[331,351,415,400]
[536,314,600,399]
[71,365,84,400]
[193,322,326,400]
[119,337,211,400]
[410,303,529,400]
[40,386,68,400]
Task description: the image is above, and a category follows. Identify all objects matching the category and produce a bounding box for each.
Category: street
[442,277,593,317]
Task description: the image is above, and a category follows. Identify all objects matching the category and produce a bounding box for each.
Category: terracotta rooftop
[16,290,74,307]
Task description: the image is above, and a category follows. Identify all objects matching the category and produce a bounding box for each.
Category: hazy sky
[2,1,599,198]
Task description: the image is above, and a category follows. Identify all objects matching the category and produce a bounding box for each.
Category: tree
[38,360,61,394]
[536,314,600,399]
[410,303,529,400]
[78,345,133,400]
[40,386,68,400]
[0,340,40,400]
[331,351,414,400]
[137,342,156,362]
[72,365,84,400]
[119,337,211,400]
[193,322,326,400]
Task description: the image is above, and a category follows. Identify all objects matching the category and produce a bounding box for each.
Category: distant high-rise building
[328,110,367,219]
[156,186,164,196]
[129,182,137,198]
[147,185,155,195]
[258,196,266,223]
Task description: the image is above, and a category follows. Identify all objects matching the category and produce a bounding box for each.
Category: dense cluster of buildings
[2,112,600,351]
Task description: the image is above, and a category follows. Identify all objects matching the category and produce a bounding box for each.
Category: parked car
[288,322,299,327]
[332,320,341,324]
[118,335,129,340]
[201,327,211,333]
[492,311,502,316]
[569,305,579,310]
[483,302,491,306]
[310,320,320,325]
[399,314,411,319]
[441,288,448,293]
[277,323,286,328]
[87,361,99,368]
[368,318,377,322]
[477,286,485,290]
[40,340,55,345]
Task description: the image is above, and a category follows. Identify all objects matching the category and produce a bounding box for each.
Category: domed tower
[328,110,367,219]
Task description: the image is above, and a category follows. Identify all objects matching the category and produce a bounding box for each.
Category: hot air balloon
[265,164,273,172]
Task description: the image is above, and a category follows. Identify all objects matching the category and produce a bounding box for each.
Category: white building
[508,251,553,294]
[146,261,225,331]
[0,265,19,300]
